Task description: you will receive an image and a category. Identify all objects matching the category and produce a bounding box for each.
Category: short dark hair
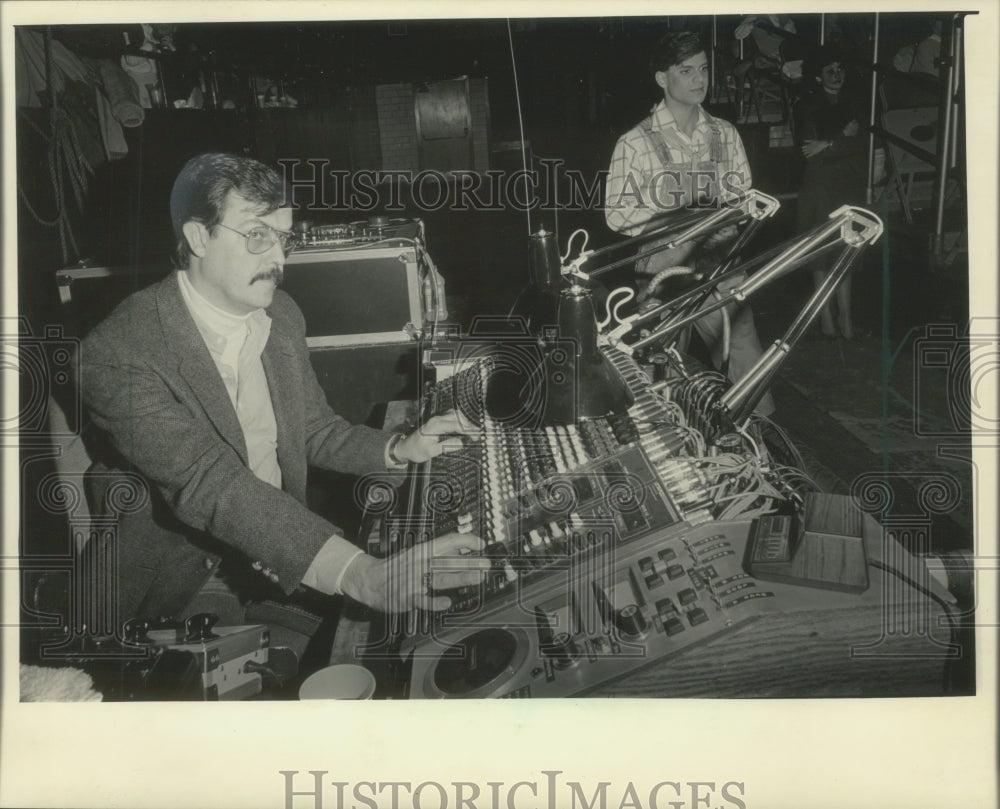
[803,45,844,84]
[649,30,706,73]
[169,152,289,268]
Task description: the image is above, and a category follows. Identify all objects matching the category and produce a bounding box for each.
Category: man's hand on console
[340,533,490,612]
[394,410,477,464]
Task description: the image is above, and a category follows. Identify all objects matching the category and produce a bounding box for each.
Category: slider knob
[649,353,668,383]
[615,604,648,638]
[544,632,581,670]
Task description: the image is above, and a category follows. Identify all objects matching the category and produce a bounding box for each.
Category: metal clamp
[829,205,884,246]
[742,189,781,221]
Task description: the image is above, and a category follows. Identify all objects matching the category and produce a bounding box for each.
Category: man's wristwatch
[387,432,407,465]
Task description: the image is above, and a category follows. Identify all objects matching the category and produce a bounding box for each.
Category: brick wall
[376,79,491,173]
[348,85,382,174]
[375,83,419,172]
[469,77,490,172]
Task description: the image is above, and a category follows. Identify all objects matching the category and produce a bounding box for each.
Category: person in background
[605,30,775,416]
[80,152,488,659]
[734,14,801,80]
[894,19,943,78]
[794,47,869,340]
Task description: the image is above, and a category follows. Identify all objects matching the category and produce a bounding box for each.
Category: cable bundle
[667,370,729,438]
[695,451,786,521]
[17,106,93,264]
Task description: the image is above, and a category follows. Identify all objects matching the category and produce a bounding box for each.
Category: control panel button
[615,604,648,637]
[655,598,676,618]
[544,632,582,670]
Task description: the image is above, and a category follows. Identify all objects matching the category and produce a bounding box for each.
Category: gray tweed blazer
[80,271,390,621]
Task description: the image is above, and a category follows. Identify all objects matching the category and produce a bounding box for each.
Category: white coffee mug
[299,664,377,700]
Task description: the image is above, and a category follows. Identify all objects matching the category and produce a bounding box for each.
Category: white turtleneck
[176,269,281,489]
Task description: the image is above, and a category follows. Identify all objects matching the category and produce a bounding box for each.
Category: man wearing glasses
[79,153,487,660]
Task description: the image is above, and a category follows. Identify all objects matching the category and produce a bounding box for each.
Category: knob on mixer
[544,631,581,669]
[615,604,648,638]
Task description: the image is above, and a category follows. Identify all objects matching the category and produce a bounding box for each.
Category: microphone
[529,225,562,288]
[539,283,634,425]
[605,205,884,430]
[514,225,564,334]
[530,191,780,427]
[532,189,780,426]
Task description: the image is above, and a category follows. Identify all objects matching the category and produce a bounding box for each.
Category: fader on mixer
[358,342,845,697]
[405,520,777,698]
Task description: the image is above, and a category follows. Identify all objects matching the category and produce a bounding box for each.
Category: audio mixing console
[363,345,839,697]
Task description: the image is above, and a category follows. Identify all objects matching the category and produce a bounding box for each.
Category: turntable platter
[432,628,520,696]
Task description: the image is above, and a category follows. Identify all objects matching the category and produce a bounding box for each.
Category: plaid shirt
[605,100,752,236]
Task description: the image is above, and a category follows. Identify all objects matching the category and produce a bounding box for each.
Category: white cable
[598,286,635,329]
[665,346,689,376]
[640,265,695,301]
[736,421,763,462]
[773,465,821,492]
[420,243,441,334]
[506,20,532,238]
[653,395,686,427]
[562,228,590,263]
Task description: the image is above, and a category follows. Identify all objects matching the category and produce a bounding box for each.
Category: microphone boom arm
[564,190,780,282]
[720,245,866,424]
[610,205,883,429]
[606,205,883,353]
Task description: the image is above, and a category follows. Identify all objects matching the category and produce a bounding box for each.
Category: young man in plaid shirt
[605,30,775,416]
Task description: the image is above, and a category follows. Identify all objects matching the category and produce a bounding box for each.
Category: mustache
[251,267,284,284]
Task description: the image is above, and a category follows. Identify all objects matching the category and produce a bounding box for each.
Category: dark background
[15,12,973,568]
[17,13,951,328]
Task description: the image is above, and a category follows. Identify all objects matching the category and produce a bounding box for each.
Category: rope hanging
[16,27,94,265]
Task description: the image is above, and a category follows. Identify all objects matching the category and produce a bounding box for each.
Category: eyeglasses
[217,223,297,255]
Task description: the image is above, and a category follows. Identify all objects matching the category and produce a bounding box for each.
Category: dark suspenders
[638,111,727,172]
